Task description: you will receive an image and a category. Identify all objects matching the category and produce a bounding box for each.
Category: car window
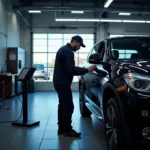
[87,40,105,62]
[110,37,150,59]
[86,48,94,61]
[86,43,98,61]
[102,50,107,62]
[118,49,138,59]
[98,41,105,60]
[34,64,44,70]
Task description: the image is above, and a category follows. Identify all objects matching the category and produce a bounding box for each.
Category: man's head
[70,35,86,51]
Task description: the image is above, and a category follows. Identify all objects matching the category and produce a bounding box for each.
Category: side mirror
[89,53,103,64]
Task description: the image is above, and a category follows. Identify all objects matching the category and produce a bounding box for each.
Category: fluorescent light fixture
[56,18,100,22]
[55,19,77,21]
[104,0,113,8]
[55,18,149,23]
[28,10,41,13]
[77,19,99,22]
[123,20,145,23]
[101,19,122,22]
[56,18,122,22]
[119,12,131,16]
[71,11,84,14]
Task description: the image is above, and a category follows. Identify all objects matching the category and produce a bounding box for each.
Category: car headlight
[124,73,150,93]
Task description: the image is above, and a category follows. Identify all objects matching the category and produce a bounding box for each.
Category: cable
[0,93,23,123]
[0,105,23,123]
[0,97,11,110]
[0,81,29,123]
[17,95,22,103]
[0,102,10,110]
[17,82,23,103]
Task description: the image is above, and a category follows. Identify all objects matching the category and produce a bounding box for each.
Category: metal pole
[22,81,28,123]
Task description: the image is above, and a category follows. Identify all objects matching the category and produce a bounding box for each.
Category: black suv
[79,36,150,150]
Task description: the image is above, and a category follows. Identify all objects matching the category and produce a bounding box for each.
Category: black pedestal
[11,79,40,127]
[11,120,40,127]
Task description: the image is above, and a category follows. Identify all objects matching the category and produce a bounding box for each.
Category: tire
[79,83,91,117]
[104,98,127,150]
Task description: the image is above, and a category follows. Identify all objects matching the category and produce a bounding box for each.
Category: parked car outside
[79,36,150,150]
[33,64,50,80]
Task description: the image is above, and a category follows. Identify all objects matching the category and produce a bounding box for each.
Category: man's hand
[87,66,96,72]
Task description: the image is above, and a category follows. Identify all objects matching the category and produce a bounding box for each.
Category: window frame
[32,33,94,82]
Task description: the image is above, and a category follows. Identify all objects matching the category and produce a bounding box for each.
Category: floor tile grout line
[38,101,53,150]
[77,139,81,150]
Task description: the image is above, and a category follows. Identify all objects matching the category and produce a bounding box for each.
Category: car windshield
[110,37,150,60]
[33,64,44,70]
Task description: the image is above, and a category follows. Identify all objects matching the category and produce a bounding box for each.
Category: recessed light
[123,20,145,23]
[71,11,84,14]
[119,13,131,16]
[28,10,41,13]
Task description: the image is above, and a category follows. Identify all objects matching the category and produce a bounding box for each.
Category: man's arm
[73,66,88,75]
[65,50,87,76]
[65,50,96,76]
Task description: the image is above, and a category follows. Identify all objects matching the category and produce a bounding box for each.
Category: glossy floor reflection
[0,92,107,150]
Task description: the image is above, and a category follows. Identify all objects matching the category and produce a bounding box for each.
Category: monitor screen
[17,68,30,80]
[17,68,36,81]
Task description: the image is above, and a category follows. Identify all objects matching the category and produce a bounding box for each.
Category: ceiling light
[55,18,149,23]
[71,11,84,14]
[101,19,122,22]
[56,18,122,22]
[56,18,100,22]
[119,12,131,16]
[55,19,77,21]
[77,19,99,22]
[104,0,113,8]
[123,20,145,23]
[28,10,41,13]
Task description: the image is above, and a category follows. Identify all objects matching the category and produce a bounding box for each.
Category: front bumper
[119,89,150,142]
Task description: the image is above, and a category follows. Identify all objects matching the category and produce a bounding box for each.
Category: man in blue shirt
[53,35,96,137]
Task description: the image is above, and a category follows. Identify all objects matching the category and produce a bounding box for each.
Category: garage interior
[0,0,150,149]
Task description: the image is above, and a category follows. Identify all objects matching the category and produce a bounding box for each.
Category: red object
[9,51,16,54]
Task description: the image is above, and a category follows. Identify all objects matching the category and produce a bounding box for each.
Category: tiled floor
[0,92,107,150]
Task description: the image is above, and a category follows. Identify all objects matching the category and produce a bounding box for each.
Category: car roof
[108,35,150,40]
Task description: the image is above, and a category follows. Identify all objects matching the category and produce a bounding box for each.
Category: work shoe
[63,129,81,137]
[57,128,64,135]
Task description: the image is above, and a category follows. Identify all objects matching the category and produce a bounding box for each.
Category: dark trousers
[54,83,74,132]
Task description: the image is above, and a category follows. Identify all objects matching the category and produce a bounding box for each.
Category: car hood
[113,59,150,76]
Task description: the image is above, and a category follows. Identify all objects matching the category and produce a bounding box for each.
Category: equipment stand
[11,80,40,127]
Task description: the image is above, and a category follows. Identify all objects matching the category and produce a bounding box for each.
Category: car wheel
[79,83,91,117]
[104,98,126,150]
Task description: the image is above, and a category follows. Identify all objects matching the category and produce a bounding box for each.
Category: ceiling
[13,0,150,25]
[15,0,150,14]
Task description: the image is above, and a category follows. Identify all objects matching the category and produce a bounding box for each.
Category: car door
[82,41,101,91]
[94,39,110,114]
[82,40,108,119]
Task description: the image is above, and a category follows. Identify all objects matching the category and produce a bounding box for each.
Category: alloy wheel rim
[105,105,117,150]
